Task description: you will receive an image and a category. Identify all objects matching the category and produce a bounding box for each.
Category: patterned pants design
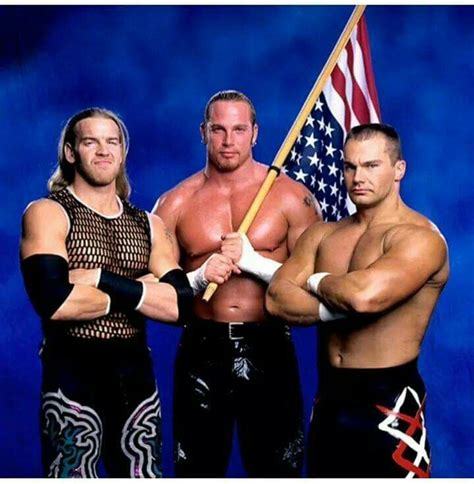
[40,334,162,478]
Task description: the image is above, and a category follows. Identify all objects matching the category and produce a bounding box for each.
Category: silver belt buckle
[228,322,244,340]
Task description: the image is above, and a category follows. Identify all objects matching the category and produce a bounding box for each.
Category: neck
[204,157,257,187]
[70,178,120,216]
[354,193,405,227]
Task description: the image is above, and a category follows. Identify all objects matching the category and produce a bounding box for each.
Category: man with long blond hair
[20,107,193,477]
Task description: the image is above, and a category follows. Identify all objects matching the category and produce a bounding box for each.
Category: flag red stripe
[357,15,381,119]
[345,37,371,124]
[331,64,351,132]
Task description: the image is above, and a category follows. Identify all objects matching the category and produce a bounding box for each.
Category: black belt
[185,318,288,341]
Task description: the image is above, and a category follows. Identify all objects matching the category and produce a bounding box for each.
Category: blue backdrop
[1,5,472,477]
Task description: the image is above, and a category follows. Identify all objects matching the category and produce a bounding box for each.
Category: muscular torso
[156,162,319,323]
[179,175,292,322]
[316,213,448,368]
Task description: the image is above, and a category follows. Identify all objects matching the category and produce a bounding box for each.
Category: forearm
[266,280,320,325]
[55,277,179,322]
[316,271,384,314]
[137,281,179,322]
[51,285,110,321]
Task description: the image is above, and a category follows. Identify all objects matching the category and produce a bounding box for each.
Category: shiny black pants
[40,334,162,478]
[173,319,304,477]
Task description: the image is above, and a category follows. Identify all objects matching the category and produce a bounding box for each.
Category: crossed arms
[266,221,449,325]
[21,199,182,323]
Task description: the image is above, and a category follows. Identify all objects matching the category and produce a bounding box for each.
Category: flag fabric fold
[284,15,381,221]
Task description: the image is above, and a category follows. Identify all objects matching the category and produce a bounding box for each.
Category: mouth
[220,151,238,158]
[351,188,370,195]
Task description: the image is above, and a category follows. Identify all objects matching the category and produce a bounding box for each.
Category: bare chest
[316,225,388,274]
[176,186,288,261]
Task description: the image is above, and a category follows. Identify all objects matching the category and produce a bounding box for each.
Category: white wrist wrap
[238,234,281,284]
[318,302,345,322]
[307,272,345,322]
[186,255,215,295]
[307,272,330,295]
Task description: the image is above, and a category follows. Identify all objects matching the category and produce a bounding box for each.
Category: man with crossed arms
[266,123,449,477]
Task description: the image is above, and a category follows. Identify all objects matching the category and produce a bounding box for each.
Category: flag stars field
[283,14,380,222]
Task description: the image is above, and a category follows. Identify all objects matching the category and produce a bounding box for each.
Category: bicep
[152,198,180,261]
[364,231,447,294]
[148,215,181,277]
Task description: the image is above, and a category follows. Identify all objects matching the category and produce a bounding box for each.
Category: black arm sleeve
[160,268,193,323]
[20,254,74,319]
[98,270,144,312]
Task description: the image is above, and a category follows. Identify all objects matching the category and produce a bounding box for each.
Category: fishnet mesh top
[47,187,151,340]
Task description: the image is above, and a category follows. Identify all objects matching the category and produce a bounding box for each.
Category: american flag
[283,15,381,221]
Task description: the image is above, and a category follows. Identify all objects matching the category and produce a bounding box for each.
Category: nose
[223,131,234,146]
[96,141,110,156]
[353,166,365,184]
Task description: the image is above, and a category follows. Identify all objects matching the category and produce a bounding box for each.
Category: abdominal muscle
[192,275,267,323]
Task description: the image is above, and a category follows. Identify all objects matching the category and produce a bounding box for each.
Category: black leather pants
[173,319,304,477]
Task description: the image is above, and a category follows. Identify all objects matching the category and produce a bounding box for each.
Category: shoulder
[147,212,168,234]
[273,171,316,202]
[146,212,176,258]
[21,198,70,244]
[385,216,448,259]
[273,170,311,196]
[23,198,68,225]
[271,171,322,220]
[152,171,206,214]
[298,218,338,246]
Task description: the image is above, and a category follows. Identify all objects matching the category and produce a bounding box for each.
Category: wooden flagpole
[203,5,366,302]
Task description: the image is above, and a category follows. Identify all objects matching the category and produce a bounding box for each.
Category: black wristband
[98,270,144,312]
[160,268,193,323]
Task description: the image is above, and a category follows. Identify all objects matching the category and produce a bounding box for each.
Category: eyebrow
[344,159,382,166]
[80,136,120,141]
[209,123,249,129]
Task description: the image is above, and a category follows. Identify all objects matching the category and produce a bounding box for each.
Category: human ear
[394,159,406,181]
[64,143,75,164]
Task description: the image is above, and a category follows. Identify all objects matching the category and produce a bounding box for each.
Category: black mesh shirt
[47,187,152,340]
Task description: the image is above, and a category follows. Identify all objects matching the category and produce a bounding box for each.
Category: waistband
[184,318,289,341]
[42,330,148,354]
[318,358,423,402]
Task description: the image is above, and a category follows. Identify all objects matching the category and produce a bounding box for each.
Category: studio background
[1,5,472,477]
